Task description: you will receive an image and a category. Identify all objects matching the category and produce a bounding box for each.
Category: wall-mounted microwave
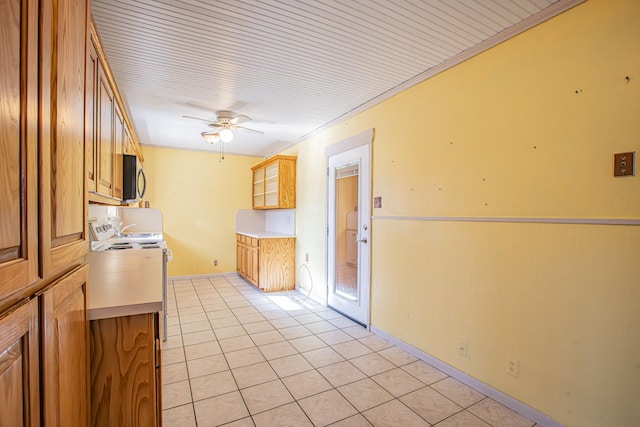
[123,154,146,202]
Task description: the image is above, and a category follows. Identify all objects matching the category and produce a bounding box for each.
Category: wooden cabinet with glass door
[251,155,296,209]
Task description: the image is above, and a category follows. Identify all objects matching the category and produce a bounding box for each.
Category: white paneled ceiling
[91,0,578,157]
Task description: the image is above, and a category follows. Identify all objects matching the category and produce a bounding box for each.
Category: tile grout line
[164,276,532,427]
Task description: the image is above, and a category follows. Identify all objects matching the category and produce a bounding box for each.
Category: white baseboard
[370,326,566,427]
[169,272,240,280]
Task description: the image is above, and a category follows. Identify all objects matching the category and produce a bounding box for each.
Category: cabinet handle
[155,338,161,368]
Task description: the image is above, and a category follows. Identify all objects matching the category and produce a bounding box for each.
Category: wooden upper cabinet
[251,155,297,209]
[87,22,143,204]
[40,265,90,427]
[86,38,98,193]
[0,0,40,305]
[96,61,115,197]
[39,0,89,278]
[0,298,41,426]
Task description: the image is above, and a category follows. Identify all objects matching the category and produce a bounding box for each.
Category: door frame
[325,129,374,327]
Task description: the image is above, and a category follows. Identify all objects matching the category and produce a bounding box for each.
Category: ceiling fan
[183,110,264,144]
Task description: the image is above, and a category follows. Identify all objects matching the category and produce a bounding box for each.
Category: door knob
[356,237,368,244]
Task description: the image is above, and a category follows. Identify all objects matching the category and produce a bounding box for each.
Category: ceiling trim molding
[267,0,586,159]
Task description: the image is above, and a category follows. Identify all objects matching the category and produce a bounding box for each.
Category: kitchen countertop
[236,230,296,239]
[86,248,163,320]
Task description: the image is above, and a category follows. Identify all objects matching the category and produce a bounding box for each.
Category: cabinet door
[278,158,297,208]
[40,265,90,427]
[123,124,134,155]
[249,243,260,286]
[0,0,39,304]
[113,103,124,200]
[39,0,89,277]
[86,37,98,193]
[96,61,115,197]
[0,299,40,427]
[236,236,244,275]
[91,313,159,427]
[264,161,279,208]
[252,166,265,208]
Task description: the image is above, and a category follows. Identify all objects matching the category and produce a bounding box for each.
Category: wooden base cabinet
[236,234,295,292]
[236,235,259,286]
[0,299,40,427]
[90,312,161,427]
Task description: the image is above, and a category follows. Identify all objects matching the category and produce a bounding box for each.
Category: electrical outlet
[213,259,218,266]
[507,358,520,377]
[305,253,309,262]
[458,342,468,358]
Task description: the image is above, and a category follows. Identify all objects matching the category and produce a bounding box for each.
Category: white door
[327,144,371,326]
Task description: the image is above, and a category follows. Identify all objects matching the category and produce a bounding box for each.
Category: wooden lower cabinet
[236,234,295,292]
[90,312,161,427]
[40,265,90,427]
[0,299,40,427]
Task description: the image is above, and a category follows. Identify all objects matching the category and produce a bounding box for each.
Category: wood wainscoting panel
[259,238,296,292]
[90,313,158,427]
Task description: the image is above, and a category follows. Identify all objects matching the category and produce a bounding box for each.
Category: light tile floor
[162,275,539,427]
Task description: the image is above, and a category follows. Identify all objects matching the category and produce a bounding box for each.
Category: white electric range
[88,220,172,340]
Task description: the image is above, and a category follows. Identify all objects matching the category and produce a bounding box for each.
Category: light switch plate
[374,197,382,208]
[614,152,635,176]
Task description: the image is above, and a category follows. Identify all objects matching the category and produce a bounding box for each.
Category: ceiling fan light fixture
[201,132,221,144]
[220,128,234,143]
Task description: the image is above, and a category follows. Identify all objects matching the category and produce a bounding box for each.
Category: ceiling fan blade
[182,115,214,123]
[230,114,252,125]
[236,125,264,134]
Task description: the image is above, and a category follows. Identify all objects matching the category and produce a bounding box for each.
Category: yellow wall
[141,145,261,276]
[288,1,640,426]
